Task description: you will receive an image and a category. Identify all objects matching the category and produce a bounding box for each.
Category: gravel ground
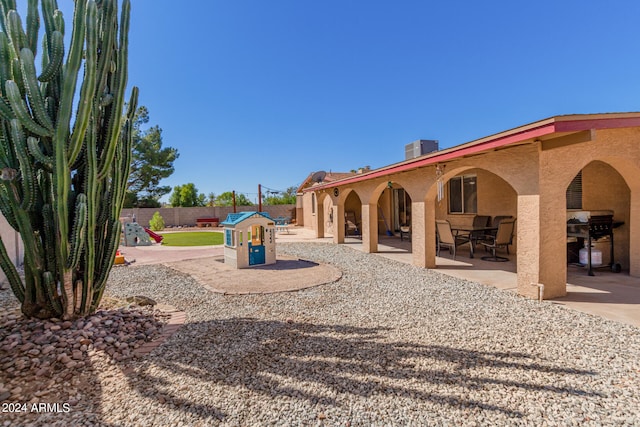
[1,241,640,426]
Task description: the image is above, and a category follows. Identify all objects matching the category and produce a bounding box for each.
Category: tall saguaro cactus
[0,0,138,319]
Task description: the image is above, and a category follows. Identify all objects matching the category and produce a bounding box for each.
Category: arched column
[315,193,325,238]
[332,203,345,244]
[411,200,436,268]
[361,203,378,253]
[516,188,567,299]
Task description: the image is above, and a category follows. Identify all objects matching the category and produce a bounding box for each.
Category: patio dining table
[450,225,498,258]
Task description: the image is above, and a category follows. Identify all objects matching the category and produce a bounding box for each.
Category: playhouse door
[248,225,265,265]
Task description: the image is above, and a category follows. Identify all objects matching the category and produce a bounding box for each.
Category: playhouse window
[251,225,263,245]
[225,229,234,247]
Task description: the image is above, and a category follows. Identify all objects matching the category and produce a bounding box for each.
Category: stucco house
[296,170,358,232]
[301,112,640,300]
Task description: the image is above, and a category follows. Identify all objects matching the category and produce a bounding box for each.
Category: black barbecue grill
[567,213,622,276]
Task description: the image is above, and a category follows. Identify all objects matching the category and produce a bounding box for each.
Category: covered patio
[306,113,640,302]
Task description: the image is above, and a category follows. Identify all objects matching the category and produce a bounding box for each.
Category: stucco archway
[414,165,519,270]
[565,159,635,277]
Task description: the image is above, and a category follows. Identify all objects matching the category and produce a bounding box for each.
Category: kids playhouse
[220,212,276,269]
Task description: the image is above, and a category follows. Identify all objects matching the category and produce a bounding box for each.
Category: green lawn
[160,232,224,247]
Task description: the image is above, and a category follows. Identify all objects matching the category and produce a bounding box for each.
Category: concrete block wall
[120,205,296,228]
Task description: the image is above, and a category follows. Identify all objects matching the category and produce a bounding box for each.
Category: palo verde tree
[0,0,138,319]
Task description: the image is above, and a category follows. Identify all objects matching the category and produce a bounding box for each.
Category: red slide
[144,228,164,243]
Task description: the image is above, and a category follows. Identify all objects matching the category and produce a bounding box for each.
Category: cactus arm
[20,48,53,131]
[83,121,96,310]
[26,0,39,55]
[6,9,26,57]
[0,96,15,122]
[41,203,56,272]
[38,30,63,82]
[0,32,12,95]
[10,119,36,211]
[5,80,52,137]
[27,136,53,170]
[90,217,120,310]
[95,0,117,95]
[10,57,24,93]
[53,9,64,35]
[42,271,62,316]
[97,0,130,179]
[68,1,97,167]
[67,193,87,270]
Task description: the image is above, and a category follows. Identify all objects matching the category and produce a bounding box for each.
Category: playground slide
[144,228,164,243]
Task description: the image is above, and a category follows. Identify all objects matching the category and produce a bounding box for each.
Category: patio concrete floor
[277,226,640,328]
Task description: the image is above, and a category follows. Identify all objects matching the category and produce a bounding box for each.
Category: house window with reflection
[449,175,477,214]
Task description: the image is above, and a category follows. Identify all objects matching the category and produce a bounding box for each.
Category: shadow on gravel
[253,259,320,271]
[125,318,601,421]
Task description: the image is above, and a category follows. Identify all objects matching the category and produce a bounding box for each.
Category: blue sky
[25,1,640,203]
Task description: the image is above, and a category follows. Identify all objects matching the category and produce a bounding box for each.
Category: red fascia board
[554,116,640,132]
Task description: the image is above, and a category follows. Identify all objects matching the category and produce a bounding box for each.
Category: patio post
[361,203,378,253]
[411,201,436,269]
[333,203,345,244]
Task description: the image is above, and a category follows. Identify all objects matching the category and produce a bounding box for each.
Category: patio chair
[480,215,514,249]
[436,220,473,260]
[345,211,360,236]
[492,215,513,228]
[480,218,516,262]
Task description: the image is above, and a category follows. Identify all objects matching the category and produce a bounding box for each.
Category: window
[311,193,316,214]
[566,171,582,209]
[449,175,477,214]
[224,229,234,247]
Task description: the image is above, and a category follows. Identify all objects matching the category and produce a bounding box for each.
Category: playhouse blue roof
[220,211,273,226]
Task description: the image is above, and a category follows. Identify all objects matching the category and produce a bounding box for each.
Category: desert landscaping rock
[0,242,639,426]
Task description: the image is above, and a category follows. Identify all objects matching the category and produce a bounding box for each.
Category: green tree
[125,106,179,207]
[169,183,206,207]
[215,191,253,206]
[263,186,297,205]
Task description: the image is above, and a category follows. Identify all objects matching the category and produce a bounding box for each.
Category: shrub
[149,212,165,231]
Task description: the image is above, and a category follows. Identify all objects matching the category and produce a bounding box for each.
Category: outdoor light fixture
[387,181,393,189]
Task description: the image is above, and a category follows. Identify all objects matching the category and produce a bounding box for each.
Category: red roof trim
[554,117,640,132]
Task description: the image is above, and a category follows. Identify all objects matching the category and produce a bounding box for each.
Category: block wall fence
[120,205,296,228]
